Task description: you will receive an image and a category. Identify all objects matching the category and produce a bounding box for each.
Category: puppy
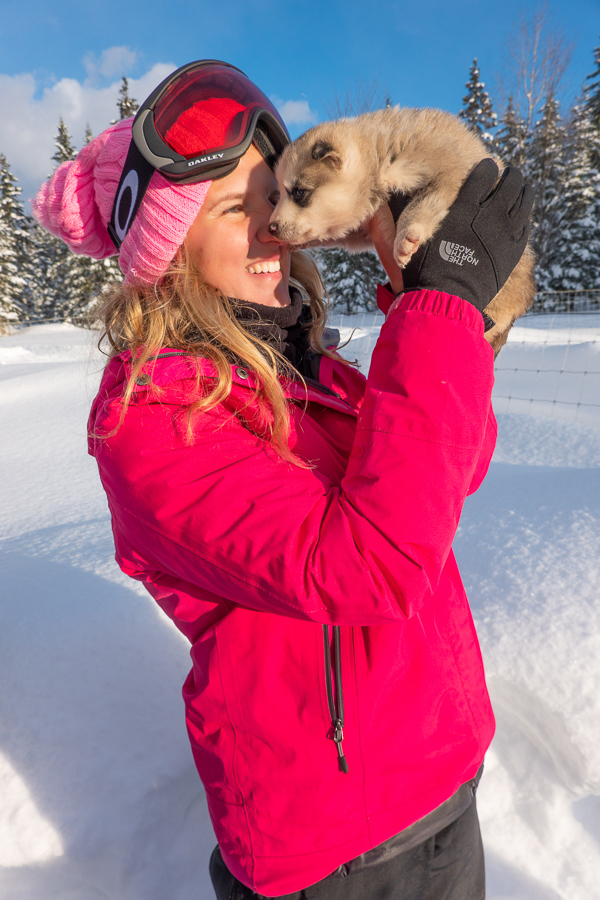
[269,108,536,355]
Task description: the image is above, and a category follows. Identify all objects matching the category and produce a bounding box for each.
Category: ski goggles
[108,60,290,249]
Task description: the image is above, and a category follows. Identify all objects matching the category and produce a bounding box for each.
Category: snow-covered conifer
[314,248,385,314]
[459,58,497,148]
[541,95,600,291]
[526,95,567,289]
[495,97,528,168]
[58,253,121,323]
[52,117,77,167]
[116,77,139,120]
[585,39,600,131]
[584,39,600,172]
[43,121,77,321]
[0,155,34,326]
[28,221,62,321]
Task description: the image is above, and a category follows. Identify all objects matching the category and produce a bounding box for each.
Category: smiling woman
[29,58,534,900]
[184,144,291,307]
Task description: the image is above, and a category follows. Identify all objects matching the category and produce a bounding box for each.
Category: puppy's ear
[311,141,342,168]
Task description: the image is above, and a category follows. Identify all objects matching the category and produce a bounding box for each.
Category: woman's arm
[93,288,493,627]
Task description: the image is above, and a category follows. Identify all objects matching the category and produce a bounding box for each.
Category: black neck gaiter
[228,288,312,373]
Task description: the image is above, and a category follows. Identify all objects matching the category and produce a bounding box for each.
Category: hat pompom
[32,116,213,285]
[31,121,131,260]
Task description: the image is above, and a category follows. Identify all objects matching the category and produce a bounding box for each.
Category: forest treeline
[1,29,600,325]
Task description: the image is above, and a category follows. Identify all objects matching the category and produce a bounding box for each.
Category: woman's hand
[402,160,533,311]
[369,204,404,295]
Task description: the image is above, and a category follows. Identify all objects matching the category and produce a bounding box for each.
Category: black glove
[400,159,534,313]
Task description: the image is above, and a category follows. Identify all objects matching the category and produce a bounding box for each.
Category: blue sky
[1,0,599,206]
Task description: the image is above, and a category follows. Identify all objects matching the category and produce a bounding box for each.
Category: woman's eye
[224,205,243,214]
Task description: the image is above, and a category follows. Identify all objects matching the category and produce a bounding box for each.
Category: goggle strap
[253,124,277,170]
[108,138,157,250]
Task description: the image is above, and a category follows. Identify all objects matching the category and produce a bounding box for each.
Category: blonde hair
[96,249,341,465]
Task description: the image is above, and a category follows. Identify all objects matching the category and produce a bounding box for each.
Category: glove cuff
[482,312,496,333]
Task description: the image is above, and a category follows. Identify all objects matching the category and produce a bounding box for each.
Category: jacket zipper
[303,375,343,400]
[323,625,349,774]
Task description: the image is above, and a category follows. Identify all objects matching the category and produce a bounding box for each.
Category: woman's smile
[245,258,282,274]
[185,144,291,306]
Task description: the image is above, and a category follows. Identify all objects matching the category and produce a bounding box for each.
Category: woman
[33,60,533,900]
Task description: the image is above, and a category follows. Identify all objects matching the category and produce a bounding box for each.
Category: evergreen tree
[526,95,567,289]
[116,77,139,120]
[585,39,600,171]
[495,97,528,168]
[28,221,62,321]
[39,118,77,319]
[28,223,121,324]
[585,38,600,131]
[314,248,385,314]
[541,95,600,291]
[459,58,497,148]
[0,155,28,327]
[30,118,78,320]
[84,123,93,145]
[45,235,75,320]
[52,117,77,167]
[59,253,120,322]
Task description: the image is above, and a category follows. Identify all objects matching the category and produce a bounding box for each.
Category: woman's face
[185,144,291,307]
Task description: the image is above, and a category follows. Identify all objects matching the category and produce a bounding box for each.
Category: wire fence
[330,290,600,428]
[5,290,600,427]
[530,289,600,314]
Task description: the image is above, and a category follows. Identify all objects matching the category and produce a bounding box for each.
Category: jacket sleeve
[93,289,495,626]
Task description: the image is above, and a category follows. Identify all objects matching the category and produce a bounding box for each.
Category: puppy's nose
[268,222,279,235]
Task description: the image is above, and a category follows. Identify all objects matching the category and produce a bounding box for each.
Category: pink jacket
[88,288,497,895]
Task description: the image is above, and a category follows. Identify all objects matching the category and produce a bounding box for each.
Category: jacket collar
[121,349,358,417]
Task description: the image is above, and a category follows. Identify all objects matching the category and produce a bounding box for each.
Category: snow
[1,318,600,899]
[0,324,215,899]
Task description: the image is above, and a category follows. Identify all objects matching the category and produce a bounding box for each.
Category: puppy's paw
[393,231,421,268]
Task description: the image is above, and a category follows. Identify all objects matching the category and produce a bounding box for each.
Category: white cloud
[0,64,320,211]
[83,46,139,83]
[272,97,318,128]
[0,59,176,209]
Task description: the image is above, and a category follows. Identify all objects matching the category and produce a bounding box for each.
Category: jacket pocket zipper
[323,625,349,774]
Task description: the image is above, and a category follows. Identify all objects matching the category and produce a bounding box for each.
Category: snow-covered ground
[1,318,600,899]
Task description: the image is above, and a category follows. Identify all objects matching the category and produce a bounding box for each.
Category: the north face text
[438,240,479,267]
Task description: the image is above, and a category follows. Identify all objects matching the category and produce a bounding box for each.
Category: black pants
[210,797,485,900]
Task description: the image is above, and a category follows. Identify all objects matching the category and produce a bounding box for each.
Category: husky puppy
[269,108,536,354]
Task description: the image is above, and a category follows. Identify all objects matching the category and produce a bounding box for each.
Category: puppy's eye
[291,186,310,206]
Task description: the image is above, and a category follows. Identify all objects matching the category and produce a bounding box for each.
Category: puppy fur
[270,108,536,355]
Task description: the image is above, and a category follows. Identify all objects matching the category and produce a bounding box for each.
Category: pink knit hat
[31,117,212,286]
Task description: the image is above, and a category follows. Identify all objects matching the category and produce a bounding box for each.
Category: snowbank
[1,319,599,899]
